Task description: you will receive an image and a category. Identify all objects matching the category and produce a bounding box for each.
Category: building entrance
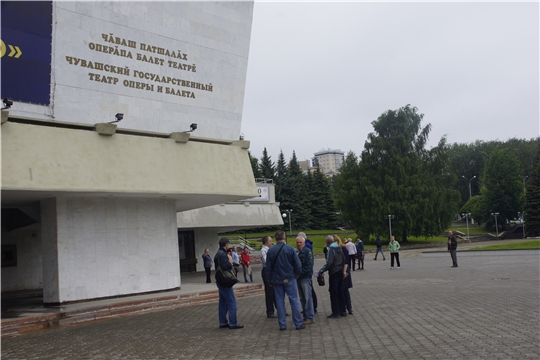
[178,230,197,273]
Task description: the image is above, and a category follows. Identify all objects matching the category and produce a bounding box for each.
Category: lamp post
[518,212,526,238]
[491,212,499,237]
[388,215,395,239]
[282,209,292,237]
[462,175,476,199]
[462,213,470,241]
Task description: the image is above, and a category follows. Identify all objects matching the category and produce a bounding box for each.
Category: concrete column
[41,197,180,304]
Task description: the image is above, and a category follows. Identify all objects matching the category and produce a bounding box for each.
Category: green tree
[248,151,262,179]
[478,148,524,229]
[259,147,275,180]
[335,105,459,241]
[283,151,312,230]
[523,141,540,236]
[274,150,288,210]
[312,166,337,229]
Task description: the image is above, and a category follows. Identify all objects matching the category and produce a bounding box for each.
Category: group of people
[212,230,459,330]
[203,245,254,284]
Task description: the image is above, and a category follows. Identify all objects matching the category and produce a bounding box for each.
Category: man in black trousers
[260,236,277,317]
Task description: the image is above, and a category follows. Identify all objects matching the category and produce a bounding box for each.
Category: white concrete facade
[1,1,256,304]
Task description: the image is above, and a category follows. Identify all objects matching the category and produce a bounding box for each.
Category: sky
[240,1,539,164]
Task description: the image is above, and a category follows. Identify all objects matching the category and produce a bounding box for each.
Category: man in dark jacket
[296,235,314,324]
[448,231,458,268]
[373,234,386,261]
[355,236,365,270]
[319,235,348,318]
[214,237,244,329]
[265,230,304,330]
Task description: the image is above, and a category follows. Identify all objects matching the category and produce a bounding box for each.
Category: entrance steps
[2,283,263,337]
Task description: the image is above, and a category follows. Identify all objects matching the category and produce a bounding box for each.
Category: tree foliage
[259,147,275,180]
[476,148,524,230]
[248,151,262,178]
[524,140,540,236]
[335,105,459,241]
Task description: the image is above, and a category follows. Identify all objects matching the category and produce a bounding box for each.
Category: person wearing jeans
[374,234,386,261]
[296,235,314,324]
[214,237,243,329]
[264,230,305,331]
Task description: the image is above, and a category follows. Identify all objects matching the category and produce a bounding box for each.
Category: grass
[468,240,540,251]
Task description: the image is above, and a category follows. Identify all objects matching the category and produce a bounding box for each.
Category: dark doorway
[178,230,197,273]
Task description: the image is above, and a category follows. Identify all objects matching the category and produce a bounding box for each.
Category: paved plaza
[2,248,539,359]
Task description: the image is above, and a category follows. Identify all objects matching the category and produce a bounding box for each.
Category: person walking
[265,230,305,331]
[373,234,386,261]
[296,235,315,324]
[345,237,358,271]
[355,236,365,270]
[448,230,458,268]
[260,236,277,318]
[214,237,243,329]
[319,235,347,319]
[388,236,401,269]
[241,247,253,282]
[202,248,213,283]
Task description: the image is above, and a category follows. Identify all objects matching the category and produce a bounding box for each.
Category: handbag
[317,273,325,286]
[215,251,239,288]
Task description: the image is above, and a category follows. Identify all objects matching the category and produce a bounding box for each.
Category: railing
[228,237,259,251]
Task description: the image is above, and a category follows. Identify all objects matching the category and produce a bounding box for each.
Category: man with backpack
[373,233,386,261]
[319,235,348,318]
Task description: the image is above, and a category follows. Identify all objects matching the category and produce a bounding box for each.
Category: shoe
[219,324,229,328]
[303,319,314,325]
[286,313,290,316]
[397,266,400,269]
[451,266,458,268]
[327,314,340,319]
[361,267,364,270]
[280,327,287,331]
[229,325,244,329]
[314,309,317,314]
[296,324,306,330]
[373,258,377,261]
[348,310,353,315]
[383,258,386,261]
[352,269,356,271]
[245,280,249,283]
[390,267,394,269]
[340,312,347,317]
[267,314,277,318]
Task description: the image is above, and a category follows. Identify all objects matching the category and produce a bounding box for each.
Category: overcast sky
[241,1,539,164]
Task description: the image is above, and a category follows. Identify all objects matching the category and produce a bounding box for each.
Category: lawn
[468,240,540,251]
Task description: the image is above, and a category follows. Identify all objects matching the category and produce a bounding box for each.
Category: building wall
[9,2,254,141]
[41,197,179,303]
[1,226,43,291]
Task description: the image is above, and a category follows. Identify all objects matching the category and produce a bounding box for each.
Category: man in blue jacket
[265,230,305,331]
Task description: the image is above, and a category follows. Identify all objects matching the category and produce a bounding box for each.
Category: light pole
[388,215,395,239]
[282,209,292,237]
[491,212,499,237]
[462,175,477,199]
[518,212,526,238]
[462,213,470,241]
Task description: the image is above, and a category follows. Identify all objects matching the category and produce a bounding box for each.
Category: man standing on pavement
[260,235,277,318]
[448,230,458,268]
[345,238,358,271]
[355,236,365,270]
[319,235,348,318]
[265,230,305,331]
[374,233,386,261]
[296,236,315,325]
[214,237,244,329]
[297,231,317,313]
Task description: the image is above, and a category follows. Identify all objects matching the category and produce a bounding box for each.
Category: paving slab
[2,246,539,359]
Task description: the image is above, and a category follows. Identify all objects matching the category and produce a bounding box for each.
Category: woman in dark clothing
[202,249,213,283]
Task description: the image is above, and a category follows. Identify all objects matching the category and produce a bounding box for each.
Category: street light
[462,175,477,199]
[388,215,395,239]
[462,213,470,241]
[491,212,500,237]
[282,209,292,237]
[518,212,526,239]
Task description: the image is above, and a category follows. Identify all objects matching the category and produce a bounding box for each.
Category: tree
[274,150,288,209]
[259,147,275,180]
[283,151,312,230]
[312,166,337,229]
[335,105,459,241]
[248,151,262,179]
[478,148,524,229]
[524,141,540,236]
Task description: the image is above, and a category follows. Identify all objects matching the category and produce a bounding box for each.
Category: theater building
[1,1,280,305]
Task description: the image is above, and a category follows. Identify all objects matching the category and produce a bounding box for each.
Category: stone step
[2,284,263,337]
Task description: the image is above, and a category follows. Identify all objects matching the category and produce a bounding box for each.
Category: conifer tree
[260,147,275,180]
[248,151,262,179]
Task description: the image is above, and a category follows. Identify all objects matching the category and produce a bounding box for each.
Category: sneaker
[390,267,394,269]
[303,319,314,325]
[397,266,400,269]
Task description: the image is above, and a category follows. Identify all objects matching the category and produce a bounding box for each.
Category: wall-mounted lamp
[108,113,123,124]
[184,123,197,133]
[2,97,13,110]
